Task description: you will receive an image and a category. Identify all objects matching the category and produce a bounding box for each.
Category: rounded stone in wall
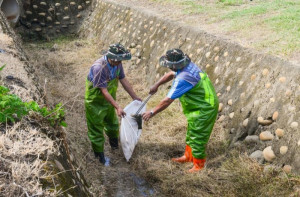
[279,77,286,83]
[218,103,223,112]
[214,46,219,51]
[262,68,269,76]
[259,131,274,141]
[243,118,249,127]
[226,86,231,92]
[283,165,292,173]
[280,146,288,155]
[272,111,278,121]
[215,78,219,84]
[265,83,271,88]
[205,52,211,58]
[35,27,42,32]
[263,146,276,162]
[214,56,219,62]
[240,92,245,99]
[275,128,284,137]
[291,122,298,129]
[63,16,70,20]
[285,90,292,97]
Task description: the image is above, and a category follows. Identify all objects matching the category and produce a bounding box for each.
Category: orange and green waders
[179,72,219,159]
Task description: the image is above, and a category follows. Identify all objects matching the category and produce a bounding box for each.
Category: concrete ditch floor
[24,38,300,196]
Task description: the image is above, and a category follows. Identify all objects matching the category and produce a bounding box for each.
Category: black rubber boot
[109,138,119,150]
[94,152,106,164]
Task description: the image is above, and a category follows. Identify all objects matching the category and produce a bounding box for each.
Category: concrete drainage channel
[1,0,300,195]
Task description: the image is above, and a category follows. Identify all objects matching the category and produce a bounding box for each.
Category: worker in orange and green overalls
[85,44,141,165]
[142,49,219,173]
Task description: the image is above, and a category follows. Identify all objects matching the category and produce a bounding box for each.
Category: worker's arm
[149,71,175,95]
[120,77,142,101]
[142,97,174,121]
[99,87,126,117]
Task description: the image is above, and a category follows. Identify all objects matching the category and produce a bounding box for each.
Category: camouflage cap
[106,43,131,61]
[159,49,191,70]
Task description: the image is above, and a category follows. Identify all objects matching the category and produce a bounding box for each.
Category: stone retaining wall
[84,0,300,173]
[11,0,91,38]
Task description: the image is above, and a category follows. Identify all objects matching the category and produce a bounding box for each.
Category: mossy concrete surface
[83,0,300,173]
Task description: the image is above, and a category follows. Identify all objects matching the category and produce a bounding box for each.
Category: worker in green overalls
[143,49,219,172]
[85,44,141,164]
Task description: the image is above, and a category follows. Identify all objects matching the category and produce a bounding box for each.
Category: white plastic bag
[120,100,146,161]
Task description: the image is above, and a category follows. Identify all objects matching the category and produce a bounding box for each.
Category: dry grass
[23,38,300,196]
[118,56,300,197]
[0,121,59,196]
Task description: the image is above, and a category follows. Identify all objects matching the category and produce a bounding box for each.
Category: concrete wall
[83,0,300,173]
[11,0,91,38]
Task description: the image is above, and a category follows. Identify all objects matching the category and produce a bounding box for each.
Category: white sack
[120,100,146,161]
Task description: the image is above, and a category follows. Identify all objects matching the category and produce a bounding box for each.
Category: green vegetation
[25,34,78,49]
[0,66,67,127]
[150,0,300,59]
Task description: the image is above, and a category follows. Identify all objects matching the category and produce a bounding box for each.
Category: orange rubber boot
[188,158,206,173]
[172,145,193,163]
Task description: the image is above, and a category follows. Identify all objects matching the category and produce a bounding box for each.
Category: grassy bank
[150,0,300,61]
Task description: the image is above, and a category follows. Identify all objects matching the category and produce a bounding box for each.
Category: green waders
[179,72,219,159]
[84,78,119,153]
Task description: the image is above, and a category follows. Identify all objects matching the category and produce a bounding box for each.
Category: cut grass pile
[149,0,300,60]
[0,122,58,196]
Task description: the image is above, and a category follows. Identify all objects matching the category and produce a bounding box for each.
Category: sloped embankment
[0,11,89,196]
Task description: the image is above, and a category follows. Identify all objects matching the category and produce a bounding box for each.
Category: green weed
[219,0,244,6]
[0,85,67,127]
[0,66,67,127]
